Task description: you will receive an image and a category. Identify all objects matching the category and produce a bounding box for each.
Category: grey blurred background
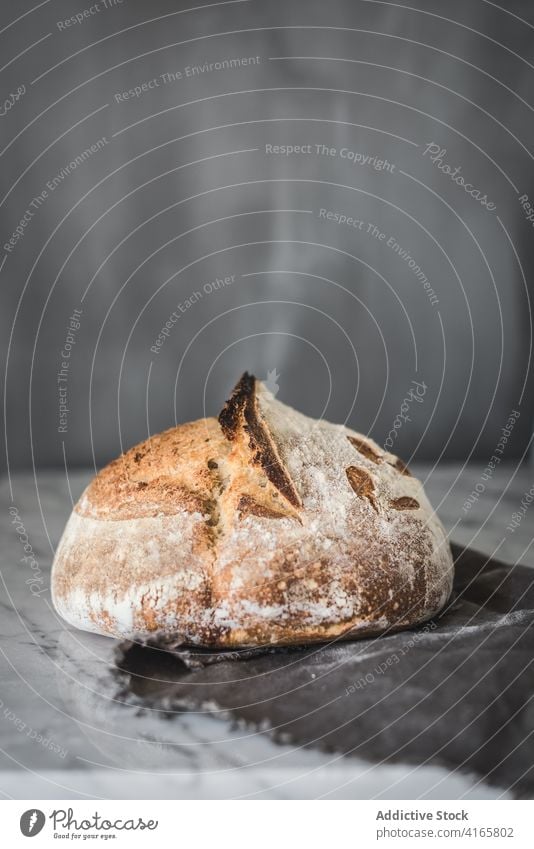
[1,0,533,473]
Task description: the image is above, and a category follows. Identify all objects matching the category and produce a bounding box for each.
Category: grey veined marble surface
[0,464,532,800]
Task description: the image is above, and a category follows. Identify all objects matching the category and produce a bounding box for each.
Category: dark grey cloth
[116,544,534,798]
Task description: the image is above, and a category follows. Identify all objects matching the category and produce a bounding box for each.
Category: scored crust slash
[51,372,453,648]
[218,371,302,509]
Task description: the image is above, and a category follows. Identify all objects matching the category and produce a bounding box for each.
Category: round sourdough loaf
[51,373,453,647]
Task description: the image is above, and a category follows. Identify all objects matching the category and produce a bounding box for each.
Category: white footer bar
[2,799,532,847]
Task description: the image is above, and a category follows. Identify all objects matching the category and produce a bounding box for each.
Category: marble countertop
[1,463,532,800]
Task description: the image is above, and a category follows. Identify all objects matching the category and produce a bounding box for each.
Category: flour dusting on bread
[51,373,453,647]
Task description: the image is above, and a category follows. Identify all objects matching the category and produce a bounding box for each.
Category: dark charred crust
[243,409,302,509]
[219,372,302,510]
[237,495,290,520]
[390,496,420,510]
[346,466,378,511]
[218,372,256,441]
[347,435,382,464]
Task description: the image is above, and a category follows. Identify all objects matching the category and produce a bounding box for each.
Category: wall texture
[1,0,533,471]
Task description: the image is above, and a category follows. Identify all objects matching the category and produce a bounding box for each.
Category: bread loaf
[51,373,453,646]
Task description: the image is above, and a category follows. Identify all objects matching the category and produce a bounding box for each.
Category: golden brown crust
[78,418,228,521]
[52,373,454,647]
[237,494,292,520]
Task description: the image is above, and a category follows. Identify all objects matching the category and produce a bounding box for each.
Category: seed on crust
[347,435,382,464]
[345,466,378,511]
[390,496,419,510]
